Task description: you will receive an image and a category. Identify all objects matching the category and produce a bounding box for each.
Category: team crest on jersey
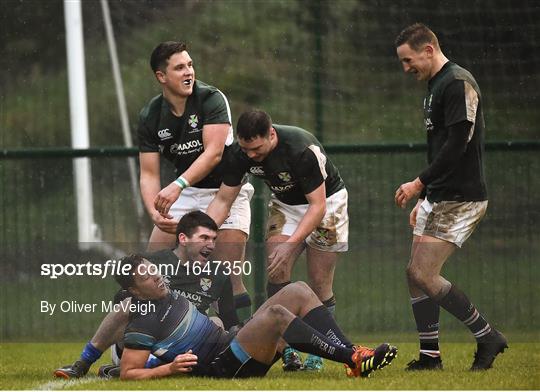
[278,172,291,182]
[250,166,264,175]
[200,278,212,291]
[188,115,199,129]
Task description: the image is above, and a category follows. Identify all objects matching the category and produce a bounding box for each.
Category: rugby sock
[80,342,102,364]
[411,295,440,357]
[302,305,353,348]
[267,281,291,298]
[436,284,491,341]
[283,317,355,367]
[234,292,252,321]
[322,295,336,315]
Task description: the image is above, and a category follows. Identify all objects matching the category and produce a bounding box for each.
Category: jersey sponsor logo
[188,114,199,128]
[158,128,173,140]
[173,289,203,304]
[170,140,204,155]
[200,278,212,291]
[278,172,291,182]
[250,166,264,175]
[270,183,295,193]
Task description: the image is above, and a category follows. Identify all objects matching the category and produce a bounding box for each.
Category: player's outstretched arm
[120,348,197,380]
[154,123,231,216]
[206,183,241,227]
[267,183,326,280]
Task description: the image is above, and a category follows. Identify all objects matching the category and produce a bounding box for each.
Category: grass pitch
[1,336,538,390]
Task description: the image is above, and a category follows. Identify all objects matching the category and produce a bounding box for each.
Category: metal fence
[1,143,538,341]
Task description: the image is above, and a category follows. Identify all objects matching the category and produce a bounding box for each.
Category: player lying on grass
[114,254,398,379]
[54,211,239,379]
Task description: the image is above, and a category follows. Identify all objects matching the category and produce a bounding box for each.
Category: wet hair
[175,211,218,244]
[395,23,440,51]
[236,110,272,140]
[115,254,144,290]
[150,41,188,73]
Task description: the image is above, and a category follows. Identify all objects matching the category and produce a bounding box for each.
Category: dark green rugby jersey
[145,249,238,329]
[422,62,487,202]
[223,125,345,205]
[137,80,233,188]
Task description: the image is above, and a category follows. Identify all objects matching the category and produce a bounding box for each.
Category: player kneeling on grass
[115,254,397,379]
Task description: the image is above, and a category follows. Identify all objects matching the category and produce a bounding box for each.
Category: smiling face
[156,50,195,97]
[396,43,434,82]
[238,128,277,162]
[179,226,217,264]
[130,260,168,300]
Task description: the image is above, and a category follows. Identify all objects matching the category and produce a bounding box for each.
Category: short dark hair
[176,211,218,242]
[236,110,273,140]
[395,23,440,51]
[150,41,188,73]
[115,254,144,290]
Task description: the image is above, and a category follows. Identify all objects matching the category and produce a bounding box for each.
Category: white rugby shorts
[413,198,488,247]
[170,183,254,235]
[266,188,349,252]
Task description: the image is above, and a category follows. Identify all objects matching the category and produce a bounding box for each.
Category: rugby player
[115,254,397,380]
[394,23,507,371]
[138,41,253,318]
[206,109,349,371]
[54,211,239,379]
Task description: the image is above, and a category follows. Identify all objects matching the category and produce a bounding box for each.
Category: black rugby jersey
[124,291,231,369]
[420,62,487,202]
[223,125,344,205]
[137,80,233,188]
[146,249,238,329]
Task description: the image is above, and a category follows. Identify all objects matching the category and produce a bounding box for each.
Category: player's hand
[409,199,423,228]
[395,178,424,209]
[154,182,182,216]
[151,210,179,235]
[169,350,198,374]
[267,242,298,281]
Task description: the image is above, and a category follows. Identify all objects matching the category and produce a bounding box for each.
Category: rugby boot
[282,346,303,371]
[470,329,508,371]
[405,353,443,371]
[53,359,90,379]
[98,364,121,379]
[302,354,323,371]
[346,343,398,378]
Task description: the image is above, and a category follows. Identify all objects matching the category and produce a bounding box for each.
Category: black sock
[436,284,491,341]
[282,317,355,367]
[322,295,336,315]
[234,292,252,309]
[302,305,353,348]
[267,281,291,298]
[411,295,440,357]
[234,292,252,320]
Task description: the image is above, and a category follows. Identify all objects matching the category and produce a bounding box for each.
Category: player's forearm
[140,175,162,215]
[121,363,174,380]
[206,196,233,227]
[178,149,222,187]
[288,204,326,244]
[419,121,470,186]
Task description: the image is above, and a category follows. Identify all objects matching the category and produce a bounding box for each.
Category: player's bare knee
[267,304,291,326]
[406,265,427,287]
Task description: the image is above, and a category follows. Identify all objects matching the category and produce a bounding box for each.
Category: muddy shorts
[413,199,488,247]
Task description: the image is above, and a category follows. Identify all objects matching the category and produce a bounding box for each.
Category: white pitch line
[35,376,100,390]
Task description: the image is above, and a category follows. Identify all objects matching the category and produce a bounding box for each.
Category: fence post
[251,177,267,309]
